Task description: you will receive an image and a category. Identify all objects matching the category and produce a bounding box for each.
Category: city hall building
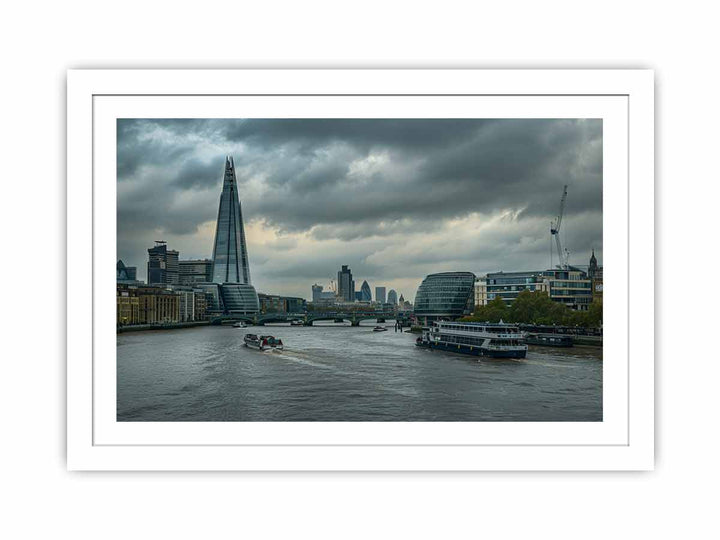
[413,271,476,325]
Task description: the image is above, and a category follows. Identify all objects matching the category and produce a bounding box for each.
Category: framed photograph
[67,69,654,470]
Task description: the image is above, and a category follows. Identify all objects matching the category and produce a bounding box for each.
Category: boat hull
[422,341,527,359]
[244,341,283,351]
[525,335,573,347]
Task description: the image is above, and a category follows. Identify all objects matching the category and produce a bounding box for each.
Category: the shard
[211,156,252,284]
[207,156,259,316]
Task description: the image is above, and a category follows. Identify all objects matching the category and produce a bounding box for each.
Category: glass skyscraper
[211,156,252,285]
[209,156,259,315]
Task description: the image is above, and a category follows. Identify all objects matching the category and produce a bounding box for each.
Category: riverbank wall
[117,321,211,334]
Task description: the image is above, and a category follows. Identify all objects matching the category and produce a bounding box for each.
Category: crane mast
[550,185,568,269]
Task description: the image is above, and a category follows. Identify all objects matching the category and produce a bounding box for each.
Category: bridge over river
[210,311,414,327]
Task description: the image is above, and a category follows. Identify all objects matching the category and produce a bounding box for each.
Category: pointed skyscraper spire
[211,156,252,284]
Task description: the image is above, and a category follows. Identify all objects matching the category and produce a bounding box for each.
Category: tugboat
[373,325,387,332]
[416,320,527,359]
[244,333,284,351]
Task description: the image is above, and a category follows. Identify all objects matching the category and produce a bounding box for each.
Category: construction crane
[550,185,569,269]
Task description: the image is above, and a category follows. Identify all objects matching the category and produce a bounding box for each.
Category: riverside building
[117,284,181,324]
[413,271,476,325]
[474,276,488,307]
[485,269,592,310]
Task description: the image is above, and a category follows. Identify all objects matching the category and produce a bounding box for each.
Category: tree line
[460,290,602,328]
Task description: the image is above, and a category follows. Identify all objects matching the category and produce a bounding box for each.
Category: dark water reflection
[117,323,602,422]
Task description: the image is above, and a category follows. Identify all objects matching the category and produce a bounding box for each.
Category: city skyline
[117,119,603,299]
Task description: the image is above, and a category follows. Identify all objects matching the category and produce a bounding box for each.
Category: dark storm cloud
[117,118,602,290]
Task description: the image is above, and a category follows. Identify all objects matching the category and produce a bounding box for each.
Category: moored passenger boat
[415,321,527,359]
[244,333,284,351]
[525,332,574,347]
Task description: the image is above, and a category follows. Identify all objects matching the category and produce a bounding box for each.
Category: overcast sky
[117,118,602,300]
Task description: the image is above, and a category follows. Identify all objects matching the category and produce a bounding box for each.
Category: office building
[474,276,488,307]
[360,280,372,302]
[258,294,308,314]
[312,284,324,303]
[337,265,355,302]
[116,260,138,283]
[413,272,476,324]
[485,269,592,310]
[211,156,252,285]
[375,286,386,304]
[387,289,398,305]
[179,259,213,285]
[209,156,259,315]
[147,241,179,285]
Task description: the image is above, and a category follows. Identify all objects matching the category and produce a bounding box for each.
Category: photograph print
[116,118,603,422]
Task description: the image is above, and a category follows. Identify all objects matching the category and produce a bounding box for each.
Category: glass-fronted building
[413,271,476,324]
[375,286,386,304]
[360,280,372,302]
[147,241,179,285]
[211,156,252,285]
[207,156,259,315]
[219,283,260,315]
[485,269,592,310]
[179,259,213,285]
[387,289,398,305]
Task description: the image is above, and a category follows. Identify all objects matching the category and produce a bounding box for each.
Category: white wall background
[0,1,712,538]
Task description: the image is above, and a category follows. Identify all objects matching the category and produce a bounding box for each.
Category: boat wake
[267,349,335,370]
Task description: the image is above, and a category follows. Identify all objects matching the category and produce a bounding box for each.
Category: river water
[117,323,602,422]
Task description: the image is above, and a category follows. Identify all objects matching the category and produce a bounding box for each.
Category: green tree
[460,295,508,323]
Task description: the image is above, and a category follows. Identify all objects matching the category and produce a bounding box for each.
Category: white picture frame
[67,69,654,471]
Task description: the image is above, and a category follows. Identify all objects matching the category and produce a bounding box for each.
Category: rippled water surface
[117,323,602,421]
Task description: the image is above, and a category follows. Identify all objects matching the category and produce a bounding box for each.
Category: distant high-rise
[179,259,213,285]
[337,265,355,302]
[360,280,372,302]
[387,289,398,305]
[312,283,324,303]
[116,260,137,282]
[211,156,251,284]
[375,286,386,304]
[147,241,179,285]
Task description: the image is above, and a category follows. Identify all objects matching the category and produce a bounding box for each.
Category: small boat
[373,326,387,332]
[233,321,248,328]
[525,333,574,347]
[244,333,284,351]
[290,319,304,326]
